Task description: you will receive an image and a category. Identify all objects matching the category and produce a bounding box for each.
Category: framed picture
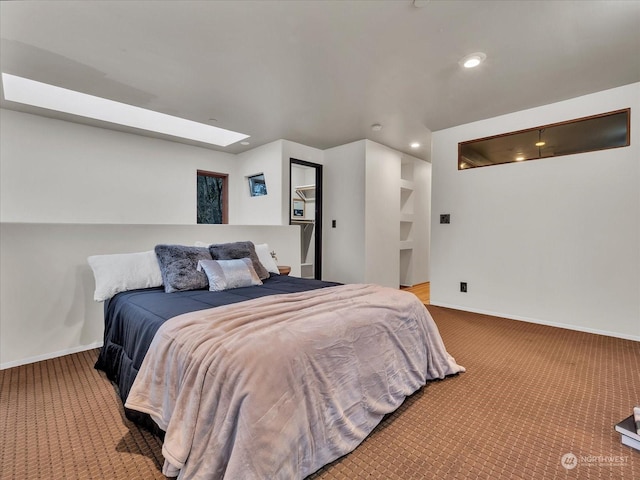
[292,199,305,217]
[248,173,267,197]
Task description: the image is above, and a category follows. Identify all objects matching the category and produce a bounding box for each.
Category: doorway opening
[289,159,323,280]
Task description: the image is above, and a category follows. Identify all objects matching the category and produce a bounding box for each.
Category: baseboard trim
[429,302,640,342]
[0,341,103,370]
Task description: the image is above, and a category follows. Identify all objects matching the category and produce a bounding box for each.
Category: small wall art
[248,173,267,196]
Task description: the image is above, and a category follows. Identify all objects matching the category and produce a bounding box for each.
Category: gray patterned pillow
[154,244,212,293]
[208,241,269,280]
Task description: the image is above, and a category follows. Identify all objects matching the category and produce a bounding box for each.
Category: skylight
[1,73,249,147]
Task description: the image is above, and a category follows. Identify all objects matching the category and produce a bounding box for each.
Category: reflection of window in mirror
[197,170,228,224]
[292,199,305,217]
[458,108,630,170]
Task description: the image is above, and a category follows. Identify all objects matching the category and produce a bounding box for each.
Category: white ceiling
[1,0,639,160]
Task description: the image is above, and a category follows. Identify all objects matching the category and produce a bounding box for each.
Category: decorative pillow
[208,241,269,280]
[197,258,263,291]
[254,243,279,274]
[154,244,212,293]
[87,250,163,302]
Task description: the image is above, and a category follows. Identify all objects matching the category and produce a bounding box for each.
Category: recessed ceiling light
[460,52,487,69]
[1,73,250,147]
[240,141,250,146]
[371,123,383,131]
[410,142,421,148]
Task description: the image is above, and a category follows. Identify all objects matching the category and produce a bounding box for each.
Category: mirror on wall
[290,159,323,280]
[458,108,630,170]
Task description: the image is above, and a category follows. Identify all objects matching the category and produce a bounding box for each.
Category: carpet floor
[1,306,638,479]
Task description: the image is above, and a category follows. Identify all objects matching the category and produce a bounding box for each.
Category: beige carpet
[1,306,638,479]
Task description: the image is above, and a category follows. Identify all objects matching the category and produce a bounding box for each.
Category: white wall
[0,108,435,367]
[431,83,640,340]
[0,223,301,369]
[323,140,367,284]
[323,140,429,289]
[233,140,284,225]
[364,141,401,287]
[232,139,325,227]
[0,109,238,224]
[0,110,304,368]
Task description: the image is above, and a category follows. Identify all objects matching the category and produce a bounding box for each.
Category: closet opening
[289,159,323,280]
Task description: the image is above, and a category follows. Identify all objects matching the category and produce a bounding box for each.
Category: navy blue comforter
[95,274,339,429]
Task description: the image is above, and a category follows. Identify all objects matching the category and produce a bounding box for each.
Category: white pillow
[197,258,262,291]
[87,250,163,301]
[254,243,279,274]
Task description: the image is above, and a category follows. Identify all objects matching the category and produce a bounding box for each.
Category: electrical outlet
[332,220,336,228]
[440,214,451,224]
[460,282,467,293]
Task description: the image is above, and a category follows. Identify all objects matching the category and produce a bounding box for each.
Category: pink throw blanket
[125,284,464,479]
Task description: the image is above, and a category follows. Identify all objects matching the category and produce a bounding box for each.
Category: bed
[95,273,341,430]
[92,243,464,480]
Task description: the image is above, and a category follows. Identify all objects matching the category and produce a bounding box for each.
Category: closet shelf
[295,185,316,200]
[400,179,414,191]
[400,241,414,250]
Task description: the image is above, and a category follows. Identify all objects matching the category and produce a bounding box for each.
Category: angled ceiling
[1,0,639,160]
